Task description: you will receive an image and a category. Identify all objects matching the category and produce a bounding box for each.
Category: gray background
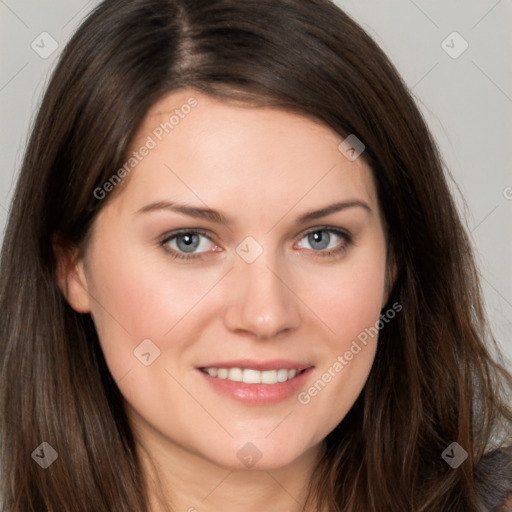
[1,0,511,365]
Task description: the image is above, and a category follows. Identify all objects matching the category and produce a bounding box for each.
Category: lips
[196,359,314,404]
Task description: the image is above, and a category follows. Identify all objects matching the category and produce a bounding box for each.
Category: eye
[160,227,353,261]
[295,227,352,257]
[160,230,218,260]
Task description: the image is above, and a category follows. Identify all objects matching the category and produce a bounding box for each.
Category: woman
[0,0,511,510]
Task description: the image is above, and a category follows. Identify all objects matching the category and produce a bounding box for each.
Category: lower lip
[197,367,314,404]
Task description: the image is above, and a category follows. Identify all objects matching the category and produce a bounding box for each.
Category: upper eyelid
[301,225,350,237]
[161,228,213,242]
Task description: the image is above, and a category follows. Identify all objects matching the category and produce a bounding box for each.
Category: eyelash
[160,227,353,261]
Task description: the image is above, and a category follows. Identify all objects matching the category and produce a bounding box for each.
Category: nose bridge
[223,238,301,338]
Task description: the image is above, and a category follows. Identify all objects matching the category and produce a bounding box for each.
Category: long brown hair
[1,0,511,510]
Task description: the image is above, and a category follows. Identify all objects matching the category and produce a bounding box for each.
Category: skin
[57,89,395,512]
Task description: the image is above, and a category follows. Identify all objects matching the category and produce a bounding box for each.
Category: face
[61,89,393,471]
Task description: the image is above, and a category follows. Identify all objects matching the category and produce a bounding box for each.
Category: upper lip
[198,359,313,372]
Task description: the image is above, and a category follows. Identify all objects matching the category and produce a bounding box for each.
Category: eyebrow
[135,199,372,226]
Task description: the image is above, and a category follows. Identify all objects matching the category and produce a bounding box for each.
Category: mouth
[196,360,314,404]
[199,366,308,384]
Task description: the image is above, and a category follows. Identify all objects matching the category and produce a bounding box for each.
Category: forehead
[111,90,378,220]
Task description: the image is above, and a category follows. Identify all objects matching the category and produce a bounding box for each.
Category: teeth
[203,367,303,384]
[206,367,218,377]
[228,367,243,382]
[261,370,277,384]
[243,369,261,384]
[277,369,288,382]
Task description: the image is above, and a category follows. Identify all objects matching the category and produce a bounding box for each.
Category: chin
[200,437,317,472]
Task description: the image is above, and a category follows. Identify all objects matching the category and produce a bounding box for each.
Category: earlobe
[53,235,92,313]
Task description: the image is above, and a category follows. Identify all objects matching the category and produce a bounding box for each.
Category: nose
[222,251,301,340]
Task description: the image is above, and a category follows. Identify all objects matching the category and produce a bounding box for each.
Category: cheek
[302,244,388,347]
[84,235,226,377]
[292,246,386,434]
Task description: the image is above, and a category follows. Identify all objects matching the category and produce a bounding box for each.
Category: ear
[53,234,92,313]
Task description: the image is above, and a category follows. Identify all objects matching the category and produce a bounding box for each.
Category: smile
[200,367,307,384]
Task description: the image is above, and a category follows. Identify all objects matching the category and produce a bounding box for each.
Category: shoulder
[475,446,512,511]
